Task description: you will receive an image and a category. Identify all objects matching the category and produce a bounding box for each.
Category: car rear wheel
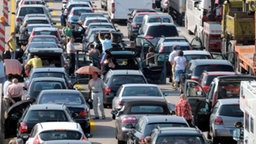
[117,140,126,144]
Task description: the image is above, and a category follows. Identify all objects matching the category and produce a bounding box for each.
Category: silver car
[209,98,243,144]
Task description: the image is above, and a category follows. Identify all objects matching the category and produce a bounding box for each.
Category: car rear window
[148,18,171,23]
[130,105,164,113]
[32,72,65,79]
[34,31,57,36]
[27,19,49,24]
[19,7,44,16]
[145,123,188,134]
[31,37,57,43]
[28,43,58,48]
[68,4,89,12]
[39,94,83,104]
[147,25,178,37]
[110,75,146,87]
[160,45,190,53]
[123,86,162,96]
[219,104,243,117]
[39,130,82,140]
[156,135,204,144]
[194,65,234,77]
[25,110,68,122]
[85,19,108,26]
[74,9,92,16]
[134,15,144,23]
[184,55,211,61]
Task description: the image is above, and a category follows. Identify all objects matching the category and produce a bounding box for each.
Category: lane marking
[11,0,15,33]
[90,118,96,131]
[48,2,53,6]
[51,11,57,16]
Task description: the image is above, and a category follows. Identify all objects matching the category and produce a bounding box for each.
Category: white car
[26,122,91,144]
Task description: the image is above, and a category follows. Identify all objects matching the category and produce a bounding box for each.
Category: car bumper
[74,118,90,129]
[118,127,132,141]
[214,127,235,137]
[18,133,30,141]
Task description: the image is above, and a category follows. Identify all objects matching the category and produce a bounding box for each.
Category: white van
[107,0,156,22]
[140,13,174,34]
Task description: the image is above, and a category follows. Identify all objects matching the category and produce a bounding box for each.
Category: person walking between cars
[88,44,101,69]
[173,50,186,90]
[24,55,43,76]
[98,31,113,53]
[6,78,23,105]
[6,32,17,59]
[88,72,106,120]
[168,45,178,86]
[175,93,193,126]
[66,37,76,76]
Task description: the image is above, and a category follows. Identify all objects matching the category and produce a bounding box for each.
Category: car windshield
[19,7,44,16]
[156,135,205,144]
[27,43,58,49]
[184,55,211,61]
[30,81,65,98]
[122,86,162,96]
[219,104,243,117]
[25,110,68,122]
[147,25,178,37]
[110,75,146,87]
[142,123,188,135]
[26,19,49,24]
[194,65,234,77]
[39,130,82,140]
[130,105,164,114]
[39,94,83,104]
[31,37,57,43]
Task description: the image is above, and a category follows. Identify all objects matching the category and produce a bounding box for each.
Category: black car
[36,89,91,134]
[5,102,73,140]
[112,97,172,144]
[103,69,148,107]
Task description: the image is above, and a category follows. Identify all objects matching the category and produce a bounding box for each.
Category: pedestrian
[6,78,24,105]
[168,45,178,86]
[60,10,67,27]
[66,37,76,76]
[24,55,43,76]
[88,72,106,120]
[3,74,13,114]
[146,46,156,66]
[98,31,113,53]
[6,32,17,59]
[101,55,115,76]
[173,50,186,89]
[19,22,29,46]
[175,93,193,126]
[0,55,6,86]
[88,44,101,68]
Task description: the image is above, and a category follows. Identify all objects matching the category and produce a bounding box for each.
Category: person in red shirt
[175,93,193,126]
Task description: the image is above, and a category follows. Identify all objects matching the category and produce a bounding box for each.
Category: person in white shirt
[168,45,178,85]
[98,31,113,53]
[66,37,76,76]
[173,50,186,90]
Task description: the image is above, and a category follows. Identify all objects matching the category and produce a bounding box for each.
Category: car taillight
[132,24,137,28]
[33,135,40,144]
[105,87,111,95]
[79,110,88,118]
[16,18,22,22]
[118,102,123,107]
[19,122,28,133]
[145,35,154,40]
[202,86,209,92]
[82,136,87,141]
[214,116,223,125]
[164,1,169,4]
[191,77,198,81]
[159,45,164,53]
[121,116,137,124]
[112,3,115,14]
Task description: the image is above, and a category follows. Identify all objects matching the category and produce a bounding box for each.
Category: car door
[183,80,210,131]
[5,100,33,138]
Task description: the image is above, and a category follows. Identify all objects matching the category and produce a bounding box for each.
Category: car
[183,50,212,61]
[28,35,62,47]
[65,1,92,16]
[25,122,90,144]
[30,27,61,42]
[25,42,59,54]
[17,0,46,8]
[112,84,164,114]
[112,97,172,143]
[23,77,68,100]
[20,17,52,31]
[5,103,73,141]
[36,89,91,134]
[208,98,243,144]
[26,24,53,35]
[67,7,93,24]
[85,23,116,36]
[128,9,157,20]
[82,17,110,30]
[103,69,148,107]
[138,23,178,47]
[22,48,69,70]
[79,13,105,24]
[150,127,211,144]
[24,67,72,89]
[127,12,157,41]
[127,115,190,144]
[199,71,236,93]
[15,5,52,32]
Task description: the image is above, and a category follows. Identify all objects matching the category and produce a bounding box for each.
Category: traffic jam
[0,0,255,143]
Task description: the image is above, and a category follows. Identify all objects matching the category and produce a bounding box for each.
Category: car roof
[37,122,81,131]
[123,97,166,103]
[26,17,49,20]
[203,71,236,75]
[67,1,89,5]
[85,17,109,20]
[33,27,58,31]
[122,83,159,87]
[27,24,52,27]
[141,115,188,124]
[40,89,81,95]
[88,23,112,26]
[31,77,66,82]
[146,23,176,27]
[31,35,57,38]
[163,41,190,46]
[24,14,48,18]
[144,13,171,18]
[217,98,240,105]
[183,50,211,55]
[160,36,187,40]
[31,67,66,73]
[29,104,67,110]
[28,48,63,53]
[19,4,47,7]
[190,59,232,66]
[107,70,144,75]
[71,6,92,10]
[155,127,202,135]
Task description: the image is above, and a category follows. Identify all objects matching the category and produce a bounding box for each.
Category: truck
[221,0,256,75]
[166,0,186,26]
[233,81,256,144]
[107,0,156,22]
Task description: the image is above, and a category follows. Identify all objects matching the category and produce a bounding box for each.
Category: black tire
[84,125,91,134]
[112,114,116,120]
[118,140,125,144]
